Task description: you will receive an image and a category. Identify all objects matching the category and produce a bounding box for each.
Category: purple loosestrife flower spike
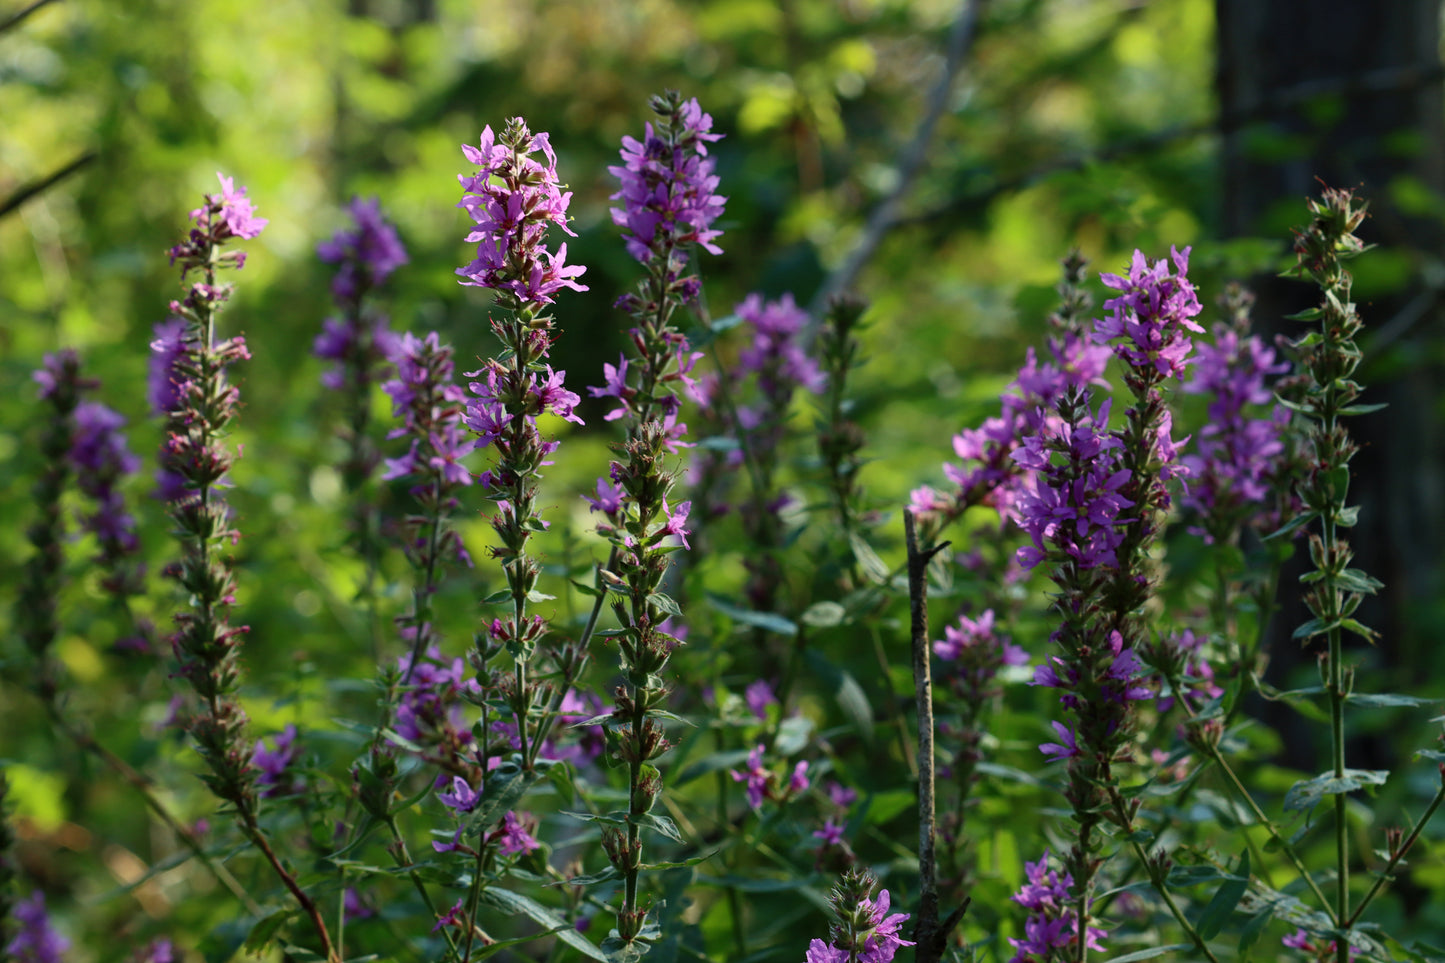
[584,94,729,949]
[610,94,726,264]
[20,351,93,699]
[156,177,338,962]
[1181,292,1292,543]
[458,118,591,789]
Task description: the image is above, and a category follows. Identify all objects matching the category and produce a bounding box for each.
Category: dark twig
[0,0,62,35]
[904,509,965,962]
[807,0,982,325]
[0,151,95,219]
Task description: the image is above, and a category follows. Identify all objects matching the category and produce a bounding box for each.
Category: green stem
[1345,783,1445,927]
[1122,831,1222,963]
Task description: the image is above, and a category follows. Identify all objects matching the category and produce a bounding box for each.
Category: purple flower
[495,810,541,855]
[730,744,772,809]
[813,818,846,848]
[432,899,466,933]
[437,775,480,813]
[253,724,301,798]
[344,888,375,921]
[457,122,587,304]
[584,477,625,517]
[609,96,727,263]
[661,498,692,549]
[393,644,473,751]
[856,889,915,963]
[1011,400,1133,571]
[210,173,268,240]
[744,679,777,720]
[806,940,850,963]
[317,196,409,302]
[70,401,142,559]
[789,760,810,793]
[131,938,175,963]
[735,293,826,397]
[148,318,189,416]
[1008,851,1106,963]
[1094,246,1203,380]
[1038,720,1081,760]
[7,892,69,963]
[1181,324,1291,536]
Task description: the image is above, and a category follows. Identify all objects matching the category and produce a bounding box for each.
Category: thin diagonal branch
[0,151,96,219]
[807,0,982,323]
[0,0,62,35]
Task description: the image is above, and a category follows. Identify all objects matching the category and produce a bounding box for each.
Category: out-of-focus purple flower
[584,477,625,518]
[661,498,692,549]
[344,888,374,921]
[318,196,409,303]
[253,724,301,798]
[495,810,541,855]
[730,744,771,809]
[148,319,190,416]
[1181,323,1291,537]
[609,95,726,264]
[813,818,846,848]
[744,679,777,720]
[7,891,69,963]
[432,899,466,933]
[736,293,825,397]
[789,760,810,793]
[825,781,857,810]
[129,938,175,963]
[1281,928,1359,961]
[1094,246,1203,380]
[457,121,587,304]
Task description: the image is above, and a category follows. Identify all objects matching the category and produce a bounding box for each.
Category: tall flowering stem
[585,92,725,949]
[155,175,336,961]
[458,117,586,772]
[20,351,92,702]
[1283,188,1382,962]
[1014,248,1205,962]
[315,197,407,658]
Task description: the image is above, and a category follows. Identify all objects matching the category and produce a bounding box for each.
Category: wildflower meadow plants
[6,89,1445,963]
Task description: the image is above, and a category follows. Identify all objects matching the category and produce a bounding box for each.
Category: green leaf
[1292,617,1334,641]
[706,595,798,636]
[1284,769,1389,812]
[1339,402,1388,416]
[470,927,569,959]
[803,649,875,741]
[1265,510,1318,541]
[1106,946,1194,963]
[1195,849,1250,940]
[637,812,684,843]
[800,601,847,628]
[1238,902,1275,955]
[570,578,603,598]
[1335,568,1384,594]
[244,909,294,954]
[482,589,513,605]
[648,592,682,618]
[775,714,814,755]
[1347,692,1431,708]
[847,531,890,584]
[674,749,753,788]
[558,866,623,887]
[466,759,544,833]
[478,888,608,961]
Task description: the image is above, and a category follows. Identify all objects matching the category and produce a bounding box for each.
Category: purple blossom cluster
[254,724,302,798]
[910,330,1111,536]
[6,892,69,963]
[933,608,1029,702]
[382,332,474,574]
[457,120,586,304]
[1008,851,1106,962]
[432,776,540,857]
[393,644,474,765]
[610,94,726,264]
[730,744,809,809]
[1094,247,1203,380]
[807,875,914,963]
[70,401,145,597]
[488,688,606,768]
[1181,320,1290,540]
[1011,399,1133,571]
[167,174,267,273]
[317,196,409,306]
